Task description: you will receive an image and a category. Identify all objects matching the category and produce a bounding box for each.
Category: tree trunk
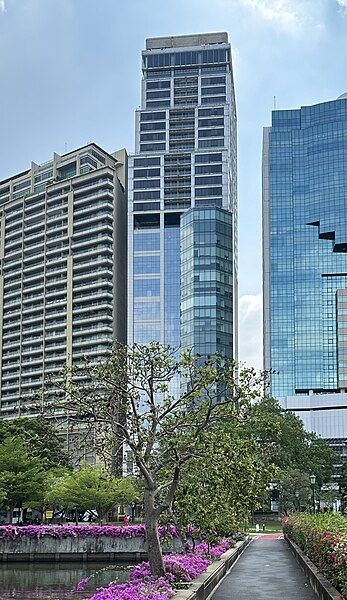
[144,488,166,579]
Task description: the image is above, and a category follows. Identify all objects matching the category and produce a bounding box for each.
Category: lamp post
[295,491,300,512]
[310,474,316,514]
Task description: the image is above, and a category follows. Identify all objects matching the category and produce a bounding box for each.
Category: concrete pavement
[212,535,317,599]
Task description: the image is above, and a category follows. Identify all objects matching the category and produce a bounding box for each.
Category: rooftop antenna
[273,96,277,110]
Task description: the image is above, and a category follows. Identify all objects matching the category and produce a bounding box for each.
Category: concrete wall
[0,535,183,562]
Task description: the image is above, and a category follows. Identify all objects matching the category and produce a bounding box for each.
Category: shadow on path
[212,536,317,600]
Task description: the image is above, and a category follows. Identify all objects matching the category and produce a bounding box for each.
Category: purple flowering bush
[86,538,235,600]
[0,524,179,541]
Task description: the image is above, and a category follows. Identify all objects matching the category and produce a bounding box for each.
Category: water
[0,561,132,599]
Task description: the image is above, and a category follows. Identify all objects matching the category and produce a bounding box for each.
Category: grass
[249,521,283,534]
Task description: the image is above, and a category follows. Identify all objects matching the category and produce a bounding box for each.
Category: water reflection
[0,561,131,599]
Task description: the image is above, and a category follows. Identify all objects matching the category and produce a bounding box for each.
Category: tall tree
[45,463,137,523]
[45,342,265,578]
[0,437,47,522]
[174,423,275,540]
[0,417,68,469]
[248,397,337,487]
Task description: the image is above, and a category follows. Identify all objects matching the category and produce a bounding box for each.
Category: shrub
[283,513,347,598]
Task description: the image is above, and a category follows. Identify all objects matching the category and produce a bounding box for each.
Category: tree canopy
[45,463,138,522]
[0,417,68,469]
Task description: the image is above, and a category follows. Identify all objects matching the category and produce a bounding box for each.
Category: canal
[0,561,131,599]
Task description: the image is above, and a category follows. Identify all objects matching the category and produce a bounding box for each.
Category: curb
[174,537,251,600]
[284,535,343,600]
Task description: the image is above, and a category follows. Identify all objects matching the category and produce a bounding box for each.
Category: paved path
[212,535,317,599]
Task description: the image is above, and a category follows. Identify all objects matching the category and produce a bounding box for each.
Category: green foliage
[175,421,276,539]
[283,513,347,596]
[0,437,47,511]
[45,463,137,520]
[276,468,311,513]
[0,417,69,469]
[45,342,267,578]
[249,397,337,488]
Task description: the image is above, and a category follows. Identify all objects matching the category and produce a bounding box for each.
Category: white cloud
[0,1,5,14]
[238,293,263,369]
[238,0,325,33]
[336,0,347,12]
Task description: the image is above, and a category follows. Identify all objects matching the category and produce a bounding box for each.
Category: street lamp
[310,474,316,514]
[295,491,300,512]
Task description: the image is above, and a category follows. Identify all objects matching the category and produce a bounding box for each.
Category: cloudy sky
[0,0,346,368]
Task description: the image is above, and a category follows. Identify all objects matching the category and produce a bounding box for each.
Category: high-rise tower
[0,143,127,421]
[128,33,237,360]
[262,95,347,469]
[263,94,347,397]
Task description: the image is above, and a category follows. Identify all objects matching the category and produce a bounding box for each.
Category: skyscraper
[263,94,347,397]
[128,33,237,360]
[262,95,347,467]
[0,143,127,420]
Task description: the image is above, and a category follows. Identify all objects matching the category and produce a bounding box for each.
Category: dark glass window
[195,176,222,186]
[201,86,226,96]
[134,157,160,167]
[133,168,161,178]
[201,76,226,85]
[201,96,226,105]
[134,190,160,200]
[140,143,166,152]
[140,132,166,142]
[146,81,171,89]
[140,112,166,122]
[198,118,224,128]
[140,122,166,131]
[195,164,222,174]
[146,90,171,99]
[198,139,224,148]
[146,101,170,109]
[133,202,161,212]
[195,187,222,197]
[198,128,224,138]
[198,107,224,117]
[133,179,160,189]
[134,214,160,229]
[195,153,223,163]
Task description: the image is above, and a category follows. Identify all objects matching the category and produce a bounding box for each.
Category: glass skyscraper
[128,33,237,360]
[263,94,347,397]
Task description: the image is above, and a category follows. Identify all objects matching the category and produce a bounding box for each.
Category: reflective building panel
[263,94,347,397]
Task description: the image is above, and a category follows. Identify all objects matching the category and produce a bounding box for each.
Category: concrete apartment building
[0,143,127,421]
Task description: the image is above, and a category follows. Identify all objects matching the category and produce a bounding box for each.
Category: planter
[174,537,250,600]
[285,535,343,600]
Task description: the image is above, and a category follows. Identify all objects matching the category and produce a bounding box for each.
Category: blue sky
[0,0,346,367]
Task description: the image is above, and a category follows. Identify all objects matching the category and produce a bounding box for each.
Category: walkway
[212,534,317,600]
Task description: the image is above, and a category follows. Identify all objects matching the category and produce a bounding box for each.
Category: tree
[174,422,276,541]
[248,397,337,489]
[45,463,138,523]
[0,437,47,522]
[45,342,265,578]
[0,417,68,469]
[276,469,311,514]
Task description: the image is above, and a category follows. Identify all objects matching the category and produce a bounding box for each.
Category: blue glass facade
[263,95,347,396]
[128,34,237,360]
[181,208,233,358]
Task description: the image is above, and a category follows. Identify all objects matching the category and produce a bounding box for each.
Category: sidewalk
[212,535,317,599]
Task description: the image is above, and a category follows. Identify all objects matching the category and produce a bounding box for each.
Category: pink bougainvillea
[0,524,179,541]
[86,538,235,600]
